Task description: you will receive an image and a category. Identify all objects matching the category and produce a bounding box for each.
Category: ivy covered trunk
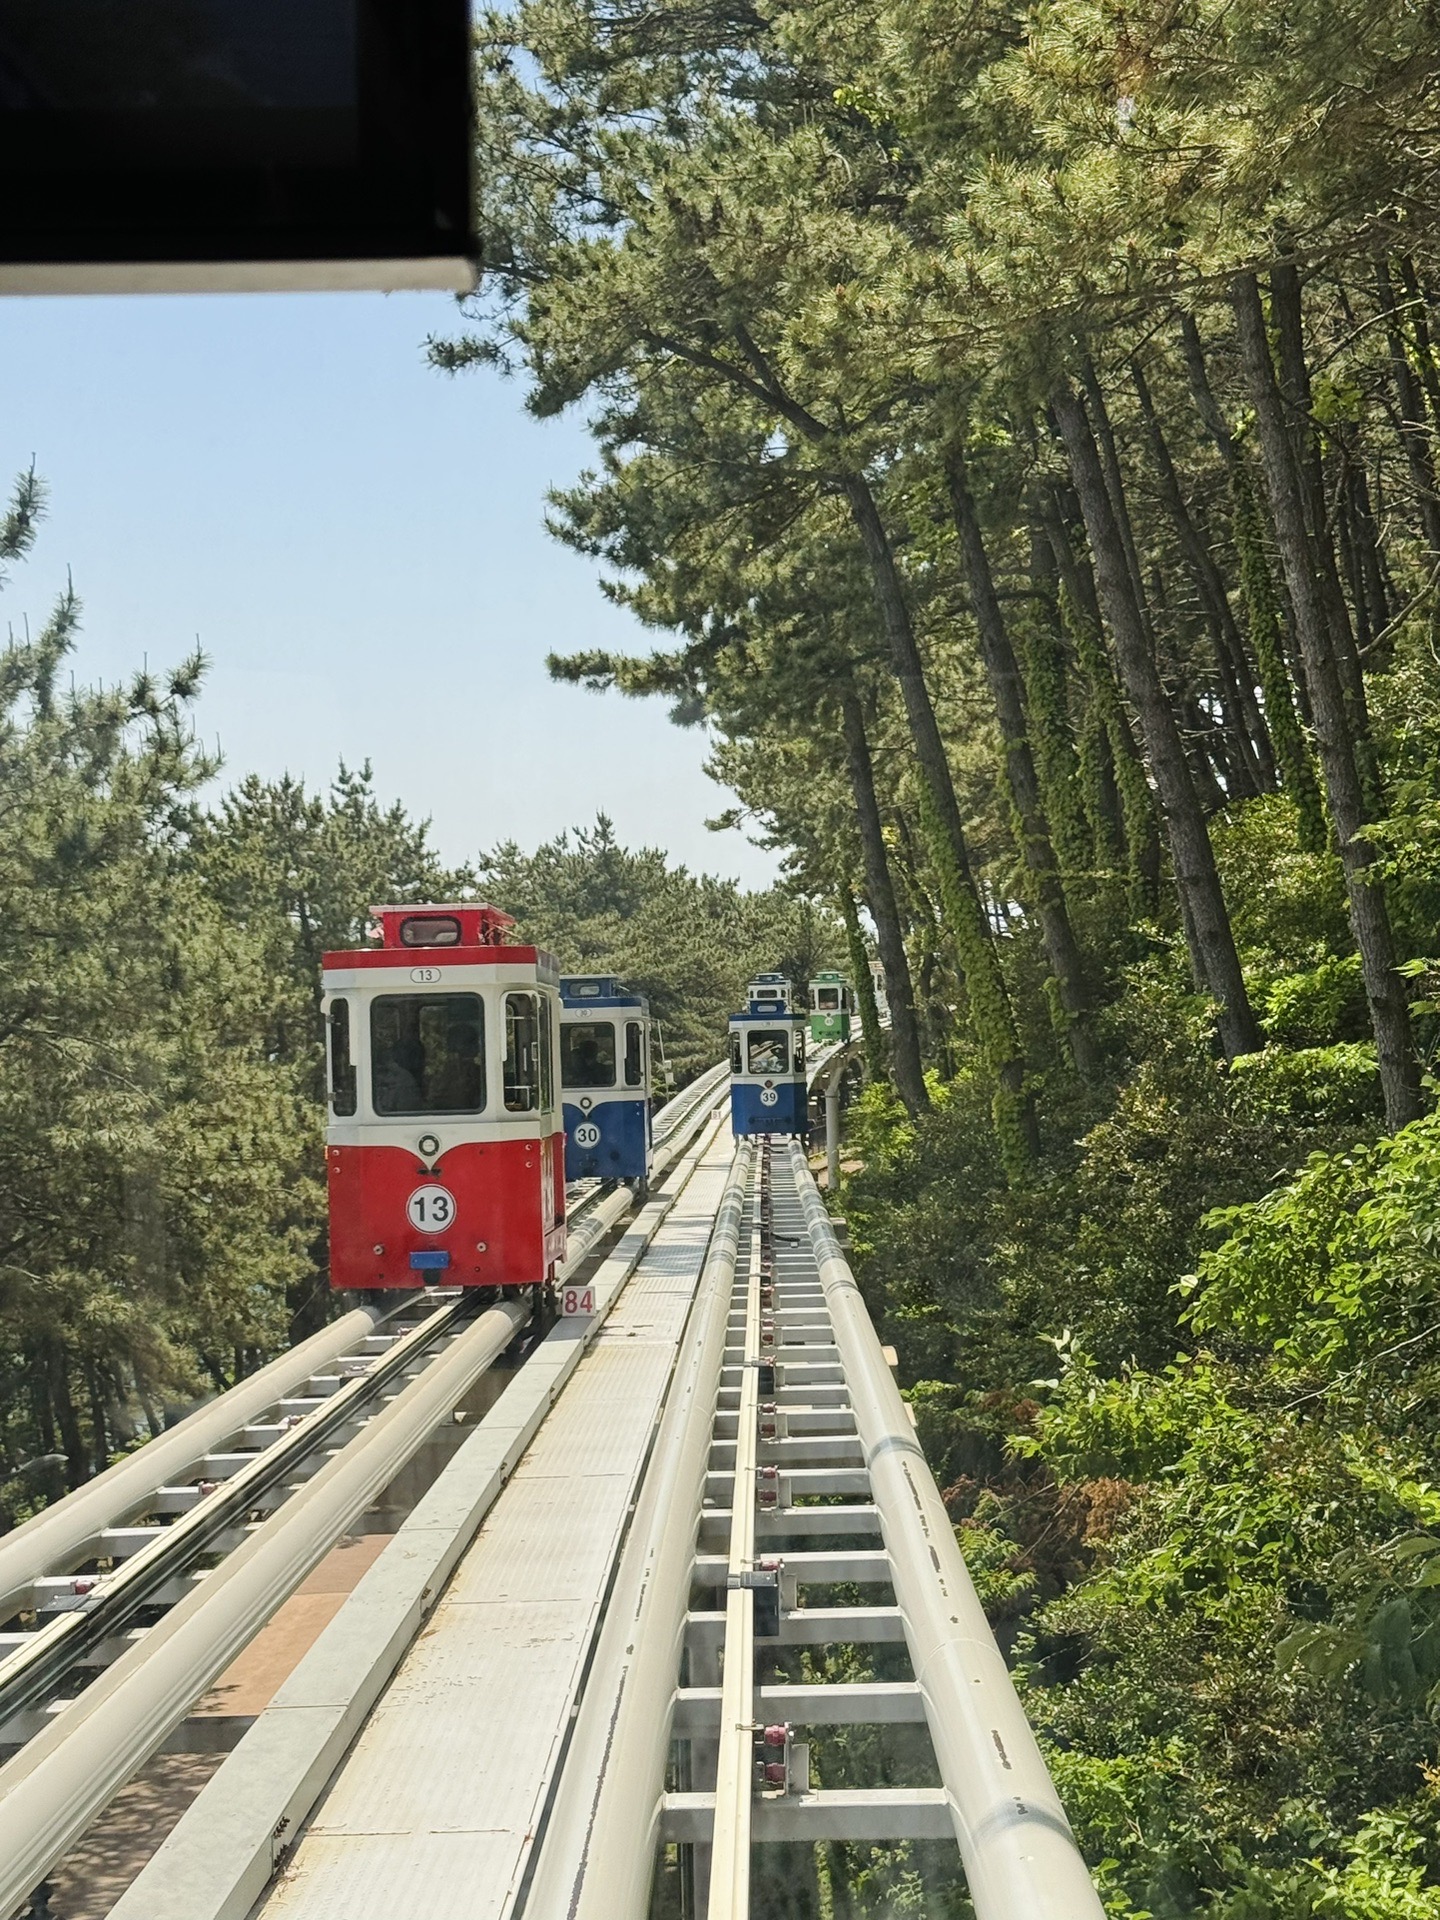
[1054,381,1261,1061]
[1233,270,1422,1129]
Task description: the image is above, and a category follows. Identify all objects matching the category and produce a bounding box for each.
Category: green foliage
[478,813,841,1084]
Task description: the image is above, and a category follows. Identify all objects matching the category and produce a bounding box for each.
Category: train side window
[747,1030,788,1076]
[540,998,555,1112]
[371,994,484,1115]
[730,1031,743,1074]
[504,992,543,1112]
[624,1020,644,1088]
[793,1029,806,1074]
[328,999,357,1116]
[561,1021,616,1089]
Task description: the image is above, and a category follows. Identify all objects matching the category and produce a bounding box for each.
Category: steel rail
[785,1142,1105,1920]
[654,1060,729,1143]
[0,1303,397,1620]
[706,1190,763,1916]
[0,1296,531,1920]
[0,1295,465,1733]
[518,1141,754,1920]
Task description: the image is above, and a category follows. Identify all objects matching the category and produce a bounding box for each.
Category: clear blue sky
[0,290,780,887]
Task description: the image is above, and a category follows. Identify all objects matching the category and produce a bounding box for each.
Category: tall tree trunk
[1130,357,1276,791]
[1374,257,1440,561]
[837,882,885,1080]
[1041,492,1160,906]
[1080,358,1155,644]
[1178,309,1238,471]
[1179,307,1316,726]
[86,1364,110,1477]
[47,1345,87,1489]
[1232,271,1421,1128]
[1021,522,1095,879]
[1271,260,1375,778]
[1229,451,1327,849]
[841,473,1035,1163]
[838,686,929,1117]
[1396,254,1440,428]
[1054,381,1262,1059]
[946,449,1100,1080]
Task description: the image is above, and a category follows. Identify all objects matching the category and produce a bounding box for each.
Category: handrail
[786,1143,1105,1920]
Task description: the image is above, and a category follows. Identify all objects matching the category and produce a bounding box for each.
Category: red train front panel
[322,905,566,1291]
[327,1134,564,1290]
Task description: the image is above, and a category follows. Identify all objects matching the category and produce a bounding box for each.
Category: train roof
[560,974,647,1010]
[323,902,557,979]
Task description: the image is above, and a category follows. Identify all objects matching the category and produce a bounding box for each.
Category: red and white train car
[323,904,566,1292]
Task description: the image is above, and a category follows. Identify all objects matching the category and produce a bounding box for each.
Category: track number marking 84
[407,1185,456,1232]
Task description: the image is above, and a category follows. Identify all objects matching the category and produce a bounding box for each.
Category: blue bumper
[564,1098,651,1181]
[730,1081,809,1138]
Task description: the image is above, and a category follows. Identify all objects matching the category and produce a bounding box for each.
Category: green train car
[808,970,854,1043]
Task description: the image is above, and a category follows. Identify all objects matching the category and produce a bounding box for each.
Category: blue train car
[560,976,652,1184]
[729,1006,809,1139]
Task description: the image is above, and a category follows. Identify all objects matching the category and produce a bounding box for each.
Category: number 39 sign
[407,1185,456,1232]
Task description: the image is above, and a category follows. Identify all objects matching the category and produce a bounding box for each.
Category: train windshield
[815,987,841,1009]
[327,998,357,1116]
[370,994,484,1114]
[747,1030,789,1075]
[624,1020,644,1088]
[561,1021,616,1089]
[504,992,552,1112]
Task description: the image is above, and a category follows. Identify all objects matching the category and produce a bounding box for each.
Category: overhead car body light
[0,0,478,295]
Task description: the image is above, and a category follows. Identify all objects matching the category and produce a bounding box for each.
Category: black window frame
[400,914,461,947]
[560,1019,617,1091]
[0,0,476,285]
[369,991,485,1116]
[504,990,549,1114]
[327,997,357,1116]
[624,1020,645,1089]
[747,1029,790,1077]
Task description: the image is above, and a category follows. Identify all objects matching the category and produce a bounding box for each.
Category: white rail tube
[0,1298,527,1920]
[521,1142,753,1920]
[0,1304,389,1618]
[706,1216,761,1917]
[786,1144,1105,1920]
